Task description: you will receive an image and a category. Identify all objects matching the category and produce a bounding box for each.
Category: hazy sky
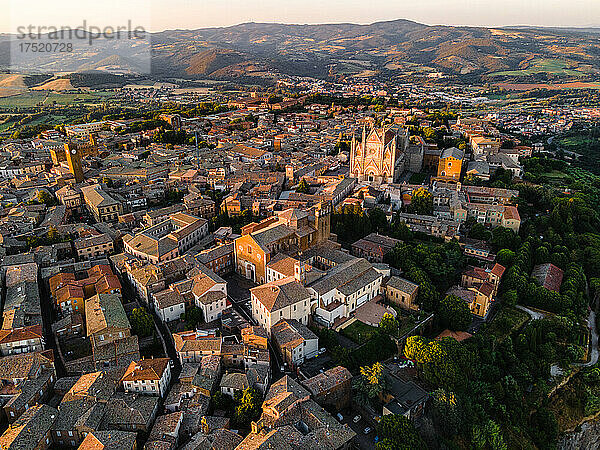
[2,0,600,33]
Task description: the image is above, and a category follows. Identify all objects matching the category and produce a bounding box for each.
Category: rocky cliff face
[559,419,600,450]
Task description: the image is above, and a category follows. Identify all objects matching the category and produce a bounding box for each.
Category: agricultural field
[490,58,583,77]
[542,170,572,184]
[0,90,114,109]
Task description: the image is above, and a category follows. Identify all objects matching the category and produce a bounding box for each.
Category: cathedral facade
[350,125,409,184]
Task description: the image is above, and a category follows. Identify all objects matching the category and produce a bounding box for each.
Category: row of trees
[384,241,464,312]
[331,204,388,246]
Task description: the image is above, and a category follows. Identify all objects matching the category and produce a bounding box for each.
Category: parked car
[364,427,372,435]
[318,347,326,354]
[398,360,415,369]
[336,413,344,421]
[353,415,361,423]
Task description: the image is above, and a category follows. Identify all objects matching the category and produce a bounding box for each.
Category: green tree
[529,408,558,449]
[296,178,310,194]
[37,190,56,206]
[379,312,399,336]
[211,390,232,411]
[391,219,413,241]
[47,226,59,242]
[469,222,491,241]
[496,249,516,267]
[130,308,154,337]
[432,389,461,437]
[404,335,427,360]
[369,208,389,233]
[354,362,388,405]
[184,306,203,330]
[472,420,507,450]
[437,295,472,331]
[233,387,262,427]
[376,414,426,450]
[503,289,518,306]
[408,187,433,215]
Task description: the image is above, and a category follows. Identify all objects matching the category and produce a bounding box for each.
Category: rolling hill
[149,20,600,81]
[5,19,600,82]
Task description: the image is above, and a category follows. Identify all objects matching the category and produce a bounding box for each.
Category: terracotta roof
[302,366,351,396]
[0,324,43,344]
[503,205,520,221]
[477,281,495,297]
[79,430,137,450]
[121,358,169,382]
[0,404,58,450]
[532,263,564,292]
[490,263,506,277]
[250,277,310,313]
[85,294,130,335]
[385,276,418,295]
[95,274,122,294]
[56,283,85,304]
[154,289,185,309]
[267,254,299,278]
[463,266,488,281]
[173,333,222,354]
[49,272,76,295]
[271,319,316,350]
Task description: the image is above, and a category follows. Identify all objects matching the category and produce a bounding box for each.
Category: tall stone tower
[65,142,84,183]
[314,201,331,243]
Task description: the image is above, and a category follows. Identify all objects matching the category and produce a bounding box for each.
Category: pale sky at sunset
[2,0,600,33]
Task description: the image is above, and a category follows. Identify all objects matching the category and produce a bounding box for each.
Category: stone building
[350,125,409,184]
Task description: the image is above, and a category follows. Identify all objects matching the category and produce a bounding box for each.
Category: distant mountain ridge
[149,19,600,80]
[3,19,600,82]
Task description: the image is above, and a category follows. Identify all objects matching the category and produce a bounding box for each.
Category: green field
[555,130,600,174]
[558,135,599,149]
[490,58,582,77]
[0,91,113,109]
[340,321,379,345]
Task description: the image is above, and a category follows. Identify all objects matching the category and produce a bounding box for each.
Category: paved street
[38,272,67,377]
[516,304,547,320]
[224,273,285,378]
[337,410,376,450]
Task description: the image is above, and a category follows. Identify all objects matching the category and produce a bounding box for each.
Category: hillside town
[0,70,598,450]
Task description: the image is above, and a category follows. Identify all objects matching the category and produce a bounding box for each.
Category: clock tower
[65,142,84,183]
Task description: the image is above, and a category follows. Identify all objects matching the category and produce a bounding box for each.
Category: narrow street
[515,304,547,320]
[120,275,181,377]
[149,305,182,374]
[225,273,284,379]
[37,270,67,377]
